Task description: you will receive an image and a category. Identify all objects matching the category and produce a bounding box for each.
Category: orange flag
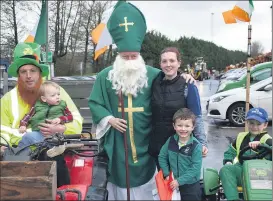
[222,1,254,24]
[222,10,237,24]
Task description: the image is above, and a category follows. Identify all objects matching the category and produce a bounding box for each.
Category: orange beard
[17,77,43,106]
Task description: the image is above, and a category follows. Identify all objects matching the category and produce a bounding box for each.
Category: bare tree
[81,1,96,75]
[251,41,264,57]
[67,1,84,75]
[49,0,81,64]
[0,1,39,59]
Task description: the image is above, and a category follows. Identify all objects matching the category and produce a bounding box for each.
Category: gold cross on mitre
[118,94,144,163]
[119,17,134,32]
[23,48,33,55]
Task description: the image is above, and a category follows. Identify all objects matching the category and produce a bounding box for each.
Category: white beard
[107,55,148,97]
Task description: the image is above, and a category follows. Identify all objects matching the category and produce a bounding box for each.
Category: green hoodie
[30,100,67,131]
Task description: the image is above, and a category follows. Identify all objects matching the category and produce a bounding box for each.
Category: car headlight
[212,95,229,102]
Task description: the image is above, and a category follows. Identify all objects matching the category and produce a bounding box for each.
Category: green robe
[88,65,160,188]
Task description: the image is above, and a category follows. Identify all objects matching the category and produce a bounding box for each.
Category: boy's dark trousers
[179,181,201,201]
[154,156,160,171]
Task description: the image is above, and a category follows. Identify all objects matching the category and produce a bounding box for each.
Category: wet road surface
[196,79,272,173]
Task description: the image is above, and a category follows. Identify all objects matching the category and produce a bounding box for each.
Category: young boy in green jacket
[219,107,272,201]
[158,108,202,200]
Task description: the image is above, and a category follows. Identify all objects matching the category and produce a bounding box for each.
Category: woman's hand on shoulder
[181,73,197,85]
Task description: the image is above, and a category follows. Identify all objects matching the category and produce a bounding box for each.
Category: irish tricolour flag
[91,7,114,60]
[24,0,46,45]
[222,0,254,24]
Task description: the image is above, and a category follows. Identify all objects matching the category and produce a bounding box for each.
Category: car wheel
[227,103,246,127]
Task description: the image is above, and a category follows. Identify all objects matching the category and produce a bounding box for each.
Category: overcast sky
[22,1,272,53]
[131,1,272,53]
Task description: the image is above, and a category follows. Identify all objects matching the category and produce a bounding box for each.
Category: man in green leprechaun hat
[88,1,196,199]
[0,42,83,187]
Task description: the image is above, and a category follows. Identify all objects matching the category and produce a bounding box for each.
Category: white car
[207,77,272,126]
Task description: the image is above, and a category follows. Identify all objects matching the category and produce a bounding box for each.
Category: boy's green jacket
[158,134,202,186]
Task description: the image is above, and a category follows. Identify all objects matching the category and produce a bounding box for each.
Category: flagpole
[45,0,49,79]
[211,12,214,42]
[245,23,252,131]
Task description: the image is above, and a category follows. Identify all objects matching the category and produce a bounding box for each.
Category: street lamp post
[270,5,273,58]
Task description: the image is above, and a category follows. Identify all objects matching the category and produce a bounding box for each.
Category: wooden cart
[0,161,57,200]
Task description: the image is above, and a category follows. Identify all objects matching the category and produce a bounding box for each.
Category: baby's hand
[19,126,27,133]
[169,179,179,190]
[249,141,261,149]
[1,146,7,153]
[50,118,61,124]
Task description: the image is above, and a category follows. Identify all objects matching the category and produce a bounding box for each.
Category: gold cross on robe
[118,94,144,163]
[119,17,134,32]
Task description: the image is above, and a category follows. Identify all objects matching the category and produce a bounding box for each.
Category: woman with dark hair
[148,47,208,169]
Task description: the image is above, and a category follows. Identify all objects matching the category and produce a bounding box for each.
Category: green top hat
[107,0,147,52]
[8,42,49,77]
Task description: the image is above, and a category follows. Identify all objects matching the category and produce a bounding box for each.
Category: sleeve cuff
[223,159,233,164]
